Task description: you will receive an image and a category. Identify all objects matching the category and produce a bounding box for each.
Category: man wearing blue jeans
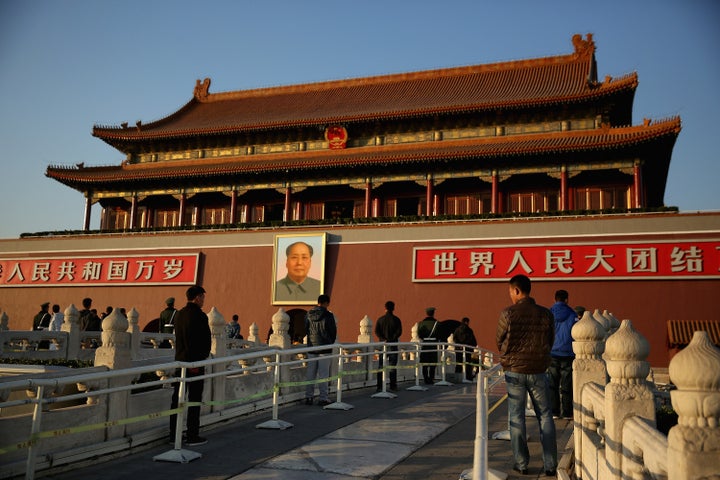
[496,274,557,476]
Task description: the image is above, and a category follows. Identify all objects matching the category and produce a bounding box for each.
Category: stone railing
[0,305,261,363]
[572,310,720,480]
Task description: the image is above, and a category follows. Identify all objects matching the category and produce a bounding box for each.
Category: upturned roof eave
[50,117,680,191]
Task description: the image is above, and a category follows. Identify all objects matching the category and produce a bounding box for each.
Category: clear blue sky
[1,0,718,239]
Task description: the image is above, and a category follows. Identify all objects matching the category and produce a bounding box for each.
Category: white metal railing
[0,340,492,479]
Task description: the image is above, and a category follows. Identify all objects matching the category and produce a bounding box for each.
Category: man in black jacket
[453,317,477,381]
[169,285,211,446]
[304,294,337,406]
[375,300,402,391]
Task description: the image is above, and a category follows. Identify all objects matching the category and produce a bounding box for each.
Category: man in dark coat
[32,302,51,331]
[169,285,211,446]
[304,294,337,406]
[453,317,477,380]
[375,300,402,391]
[417,306,439,385]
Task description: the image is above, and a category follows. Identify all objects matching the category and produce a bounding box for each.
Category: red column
[426,178,434,216]
[178,193,186,227]
[129,195,138,229]
[633,162,644,208]
[491,171,498,214]
[83,193,92,231]
[560,166,568,211]
[229,190,237,223]
[284,187,291,222]
[364,181,372,217]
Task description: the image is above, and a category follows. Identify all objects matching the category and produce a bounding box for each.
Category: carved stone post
[93,308,131,439]
[268,308,291,349]
[592,308,610,338]
[409,322,420,361]
[357,314,372,370]
[247,322,259,344]
[604,319,653,480]
[62,304,81,360]
[126,307,140,360]
[572,309,607,479]
[208,307,226,413]
[358,315,372,343]
[667,331,720,480]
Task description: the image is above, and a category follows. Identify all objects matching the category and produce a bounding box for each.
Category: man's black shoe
[513,466,529,475]
[185,436,207,446]
[545,469,557,476]
[304,397,313,405]
[317,399,332,406]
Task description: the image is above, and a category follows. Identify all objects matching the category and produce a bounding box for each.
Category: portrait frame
[272,232,327,305]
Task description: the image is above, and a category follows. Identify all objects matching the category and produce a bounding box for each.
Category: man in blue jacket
[548,289,579,419]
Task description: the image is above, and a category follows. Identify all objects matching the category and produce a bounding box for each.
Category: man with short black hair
[548,289,578,419]
[496,274,557,476]
[417,306,439,385]
[304,294,337,406]
[169,285,211,446]
[375,300,402,391]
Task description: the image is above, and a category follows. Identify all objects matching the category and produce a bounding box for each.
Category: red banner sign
[413,240,720,282]
[0,254,200,287]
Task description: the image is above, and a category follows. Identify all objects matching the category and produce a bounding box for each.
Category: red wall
[2,214,718,367]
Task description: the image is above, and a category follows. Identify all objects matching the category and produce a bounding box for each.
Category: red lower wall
[2,213,718,367]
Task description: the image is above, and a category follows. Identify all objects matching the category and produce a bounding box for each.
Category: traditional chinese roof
[92,34,636,151]
[49,116,681,194]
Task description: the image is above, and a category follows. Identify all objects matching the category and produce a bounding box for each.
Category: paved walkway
[44,382,573,480]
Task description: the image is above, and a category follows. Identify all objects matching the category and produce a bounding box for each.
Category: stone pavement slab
[39,380,573,480]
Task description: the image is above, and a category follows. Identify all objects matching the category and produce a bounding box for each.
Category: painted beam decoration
[0,253,200,287]
[413,240,720,281]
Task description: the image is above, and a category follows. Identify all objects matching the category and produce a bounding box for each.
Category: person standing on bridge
[169,285,211,446]
[375,300,402,391]
[548,289,578,419]
[496,274,557,476]
[417,307,439,385]
[304,294,337,406]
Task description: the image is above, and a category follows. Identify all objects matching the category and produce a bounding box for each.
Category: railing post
[62,304,80,360]
[604,319,653,479]
[208,307,226,413]
[407,342,428,391]
[255,351,293,429]
[127,307,140,360]
[435,343,453,386]
[667,331,720,480]
[571,309,607,479]
[94,308,132,440]
[372,343,397,398]
[327,345,354,409]
[25,384,45,480]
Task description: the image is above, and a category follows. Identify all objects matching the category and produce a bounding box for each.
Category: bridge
[17,381,575,480]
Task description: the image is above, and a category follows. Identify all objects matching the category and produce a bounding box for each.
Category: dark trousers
[420,342,437,384]
[169,367,205,438]
[547,356,573,417]
[455,347,475,380]
[376,345,399,389]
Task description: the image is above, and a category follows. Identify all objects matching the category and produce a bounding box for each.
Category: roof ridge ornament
[194,78,211,100]
[572,33,595,56]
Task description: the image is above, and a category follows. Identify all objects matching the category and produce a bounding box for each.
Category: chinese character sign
[0,254,200,287]
[413,241,720,281]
